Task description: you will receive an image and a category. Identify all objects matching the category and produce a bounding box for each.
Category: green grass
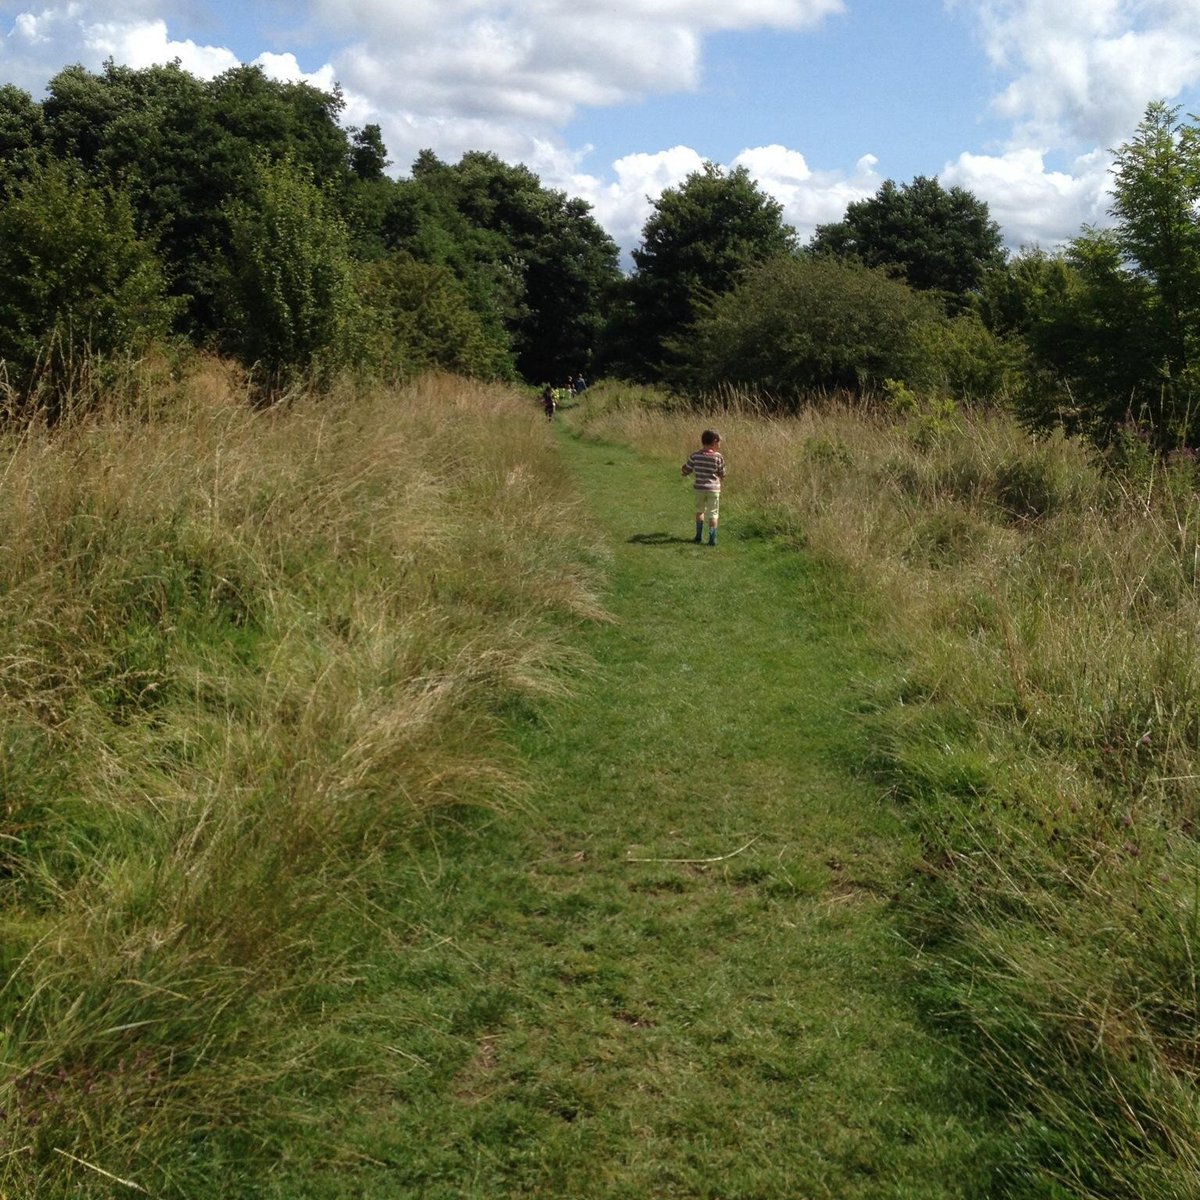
[29,375,1189,1197]
[570,386,1200,1198]
[0,371,601,1198]
[255,413,999,1197]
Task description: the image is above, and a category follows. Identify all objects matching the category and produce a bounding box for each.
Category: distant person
[573,373,588,393]
[681,429,726,546]
[542,384,557,421]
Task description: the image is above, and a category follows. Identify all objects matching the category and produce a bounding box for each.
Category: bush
[0,160,176,417]
[358,252,515,381]
[912,309,1026,403]
[675,254,943,404]
[221,158,363,390]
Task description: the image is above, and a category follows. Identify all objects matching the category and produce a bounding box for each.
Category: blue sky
[567,6,1004,180]
[1,1,1198,258]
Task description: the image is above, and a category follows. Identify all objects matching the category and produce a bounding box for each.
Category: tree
[358,253,515,381]
[1048,231,1161,438]
[517,191,621,382]
[809,175,1005,308]
[208,65,349,184]
[0,84,45,191]
[50,62,231,335]
[0,160,175,414]
[674,254,941,402]
[349,124,389,181]
[2,65,620,391]
[619,163,797,380]
[387,151,620,382]
[37,62,360,342]
[40,63,125,166]
[977,244,1150,437]
[221,159,362,388]
[978,248,1077,341]
[1001,104,1200,445]
[1112,102,1200,332]
[1108,101,1200,441]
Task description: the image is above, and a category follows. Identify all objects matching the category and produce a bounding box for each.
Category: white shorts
[693,490,720,520]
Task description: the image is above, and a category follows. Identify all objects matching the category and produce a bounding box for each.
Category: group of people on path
[540,373,587,420]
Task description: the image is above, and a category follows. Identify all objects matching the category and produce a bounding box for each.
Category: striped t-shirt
[683,448,726,491]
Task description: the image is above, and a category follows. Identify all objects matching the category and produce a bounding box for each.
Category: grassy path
[276,421,993,1198]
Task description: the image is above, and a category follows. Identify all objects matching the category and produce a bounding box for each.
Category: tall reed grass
[579,383,1200,1198]
[0,361,603,1196]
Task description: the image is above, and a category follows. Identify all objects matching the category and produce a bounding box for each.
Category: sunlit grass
[259,396,997,1199]
[579,381,1200,1197]
[0,362,601,1197]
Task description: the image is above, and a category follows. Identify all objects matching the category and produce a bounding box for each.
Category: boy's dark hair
[701,429,721,445]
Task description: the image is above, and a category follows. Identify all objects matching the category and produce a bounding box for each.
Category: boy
[681,429,726,546]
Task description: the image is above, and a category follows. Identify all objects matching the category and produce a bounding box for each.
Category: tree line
[0,63,1196,448]
[624,102,1200,452]
[0,61,622,410]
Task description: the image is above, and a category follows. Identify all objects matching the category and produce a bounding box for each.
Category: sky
[1,0,1199,262]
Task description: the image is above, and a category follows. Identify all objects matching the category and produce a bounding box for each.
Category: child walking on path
[682,429,726,545]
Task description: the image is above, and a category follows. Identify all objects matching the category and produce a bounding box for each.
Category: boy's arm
[681,457,692,477]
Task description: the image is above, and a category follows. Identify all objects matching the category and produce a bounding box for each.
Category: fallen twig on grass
[625,836,761,865]
[52,1149,148,1193]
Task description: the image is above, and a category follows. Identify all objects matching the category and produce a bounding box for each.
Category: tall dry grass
[0,361,603,1196]
[579,384,1200,1197]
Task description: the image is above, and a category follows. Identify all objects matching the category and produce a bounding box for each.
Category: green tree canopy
[1109,100,1200,439]
[809,175,1005,307]
[221,158,362,388]
[349,124,389,181]
[386,151,620,382]
[0,62,654,392]
[359,253,515,381]
[997,104,1200,445]
[978,247,1077,340]
[35,62,359,341]
[675,254,941,402]
[0,84,45,187]
[0,160,175,413]
[618,163,797,380]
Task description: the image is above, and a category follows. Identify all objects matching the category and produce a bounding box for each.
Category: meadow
[0,364,601,1196]
[578,384,1200,1197]
[2,366,1198,1197]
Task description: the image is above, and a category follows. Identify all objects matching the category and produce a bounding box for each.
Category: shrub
[358,252,515,381]
[912,309,1026,403]
[676,254,941,404]
[221,158,363,390]
[0,160,176,417]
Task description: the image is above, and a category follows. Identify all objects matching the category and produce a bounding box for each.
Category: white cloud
[555,146,709,259]
[0,7,369,119]
[534,142,882,262]
[87,18,240,77]
[732,144,881,240]
[941,146,1113,250]
[319,0,845,175]
[960,0,1200,149]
